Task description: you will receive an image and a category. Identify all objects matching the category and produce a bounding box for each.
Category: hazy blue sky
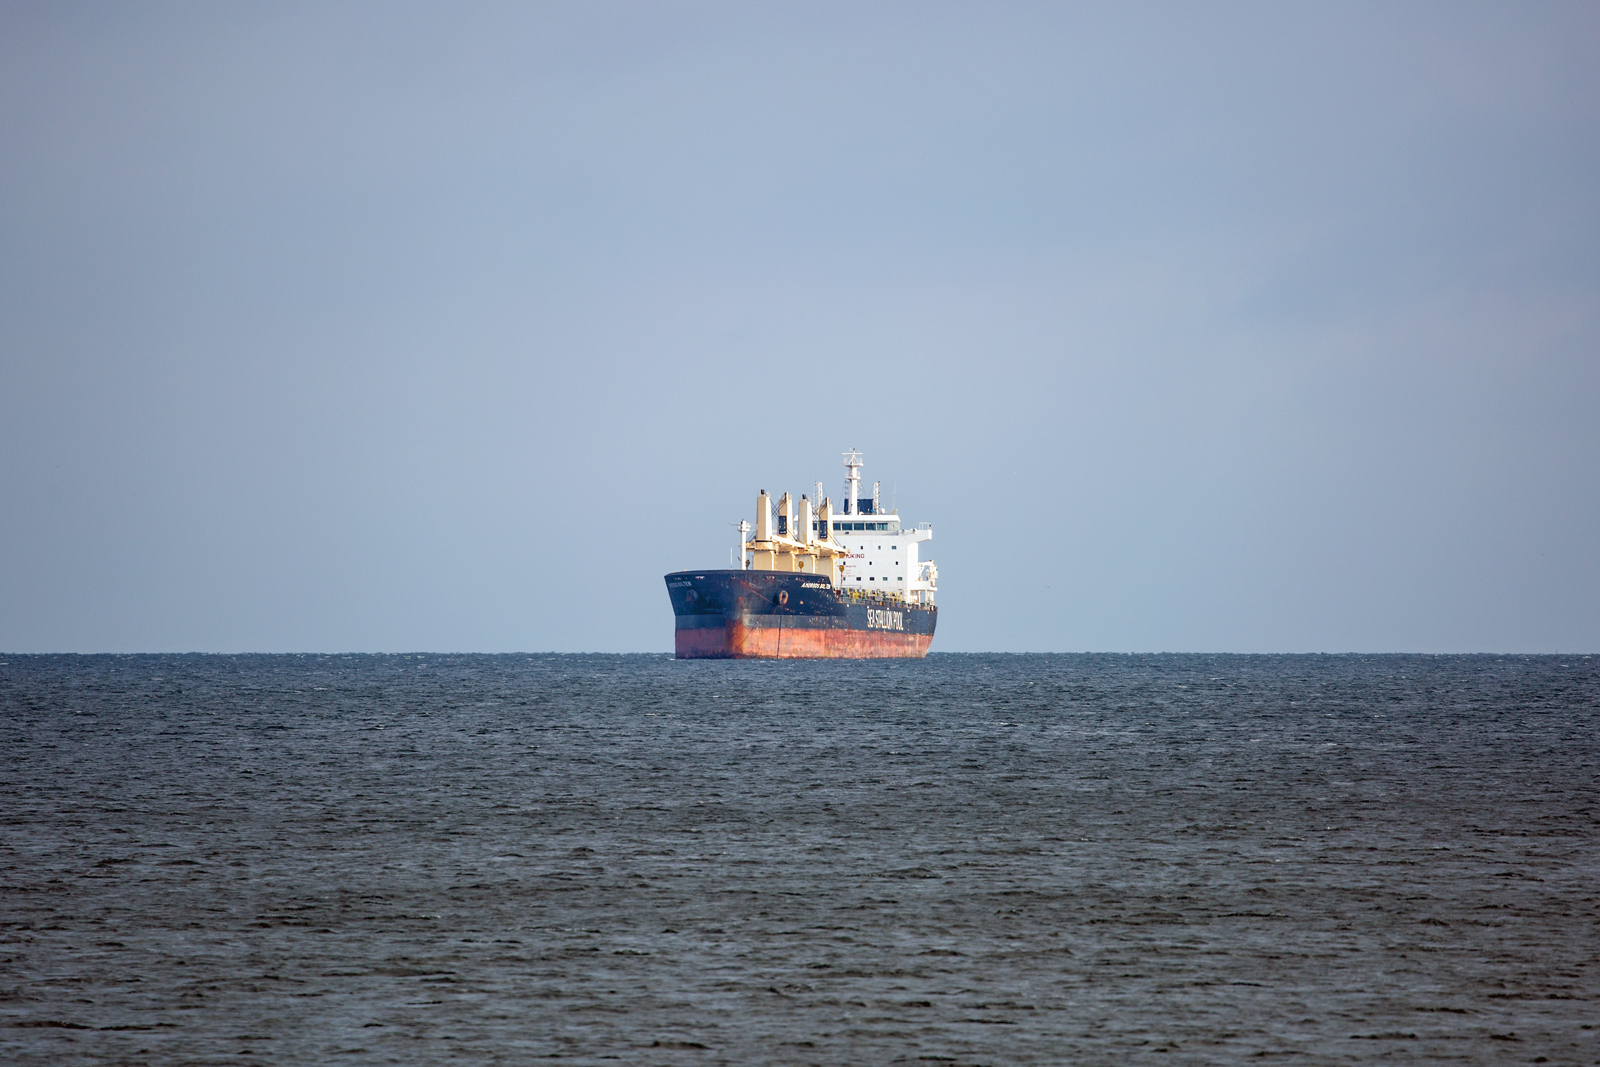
[3,2,1597,652]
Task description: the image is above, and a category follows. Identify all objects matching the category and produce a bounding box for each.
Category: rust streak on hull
[675,621,933,659]
[666,570,935,660]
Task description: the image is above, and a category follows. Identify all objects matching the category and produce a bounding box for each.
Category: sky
[2,1,1597,653]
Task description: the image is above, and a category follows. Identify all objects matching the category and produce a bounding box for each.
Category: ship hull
[665,570,936,659]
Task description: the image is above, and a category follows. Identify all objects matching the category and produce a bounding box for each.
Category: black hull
[665,570,936,659]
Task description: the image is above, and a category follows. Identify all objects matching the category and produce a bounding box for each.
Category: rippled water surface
[2,653,1597,1065]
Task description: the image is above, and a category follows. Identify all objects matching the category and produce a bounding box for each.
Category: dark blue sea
[2,653,1597,1065]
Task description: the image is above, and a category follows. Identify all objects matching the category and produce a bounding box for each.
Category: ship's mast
[734,519,751,569]
[842,449,862,515]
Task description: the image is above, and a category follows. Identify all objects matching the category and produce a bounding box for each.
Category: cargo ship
[665,451,938,658]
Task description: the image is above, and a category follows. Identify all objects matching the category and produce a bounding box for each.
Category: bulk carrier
[664,451,938,658]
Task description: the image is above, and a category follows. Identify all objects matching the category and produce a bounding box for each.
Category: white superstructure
[740,450,937,606]
[823,450,937,604]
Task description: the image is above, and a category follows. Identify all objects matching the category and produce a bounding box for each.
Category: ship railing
[839,587,934,610]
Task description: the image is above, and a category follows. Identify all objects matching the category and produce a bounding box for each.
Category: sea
[2,653,1596,1065]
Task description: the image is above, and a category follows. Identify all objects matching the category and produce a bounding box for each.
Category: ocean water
[2,652,1597,1065]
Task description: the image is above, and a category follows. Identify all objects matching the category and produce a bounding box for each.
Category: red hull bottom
[676,621,931,659]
